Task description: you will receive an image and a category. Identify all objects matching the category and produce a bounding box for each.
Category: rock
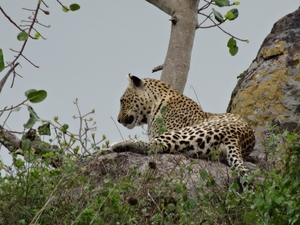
[79,151,256,196]
[227,8,300,158]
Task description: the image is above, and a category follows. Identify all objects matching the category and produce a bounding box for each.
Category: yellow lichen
[260,40,285,59]
[231,68,289,127]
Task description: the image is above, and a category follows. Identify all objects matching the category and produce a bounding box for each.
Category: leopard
[111,74,255,188]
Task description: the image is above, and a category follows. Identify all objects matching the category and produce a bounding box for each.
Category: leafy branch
[197,0,248,56]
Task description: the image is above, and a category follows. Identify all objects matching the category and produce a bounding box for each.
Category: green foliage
[208,0,245,56]
[62,3,81,12]
[34,32,41,39]
[244,132,300,225]
[212,1,239,23]
[227,37,238,56]
[24,106,40,128]
[25,89,47,103]
[225,8,239,20]
[156,105,168,135]
[0,49,4,72]
[214,0,230,7]
[38,123,51,135]
[212,8,224,23]
[1,126,300,224]
[17,31,28,41]
[70,4,80,11]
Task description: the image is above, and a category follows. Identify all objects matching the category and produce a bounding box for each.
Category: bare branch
[198,0,213,12]
[145,0,177,16]
[0,63,20,93]
[0,7,37,40]
[152,64,163,73]
[198,12,215,27]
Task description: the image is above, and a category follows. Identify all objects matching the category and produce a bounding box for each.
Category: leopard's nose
[124,115,134,124]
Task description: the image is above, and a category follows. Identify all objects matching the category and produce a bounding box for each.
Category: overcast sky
[0,1,299,165]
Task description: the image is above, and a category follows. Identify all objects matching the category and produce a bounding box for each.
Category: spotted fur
[112,74,255,185]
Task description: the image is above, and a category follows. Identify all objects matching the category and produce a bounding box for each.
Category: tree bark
[147,0,200,93]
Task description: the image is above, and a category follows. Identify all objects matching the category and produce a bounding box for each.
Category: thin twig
[7,2,42,74]
[56,0,69,11]
[189,85,202,110]
[198,12,214,27]
[0,63,20,93]
[0,99,28,122]
[41,1,49,8]
[198,0,213,12]
[20,53,40,68]
[111,116,124,141]
[73,100,92,156]
[0,7,37,39]
[198,12,248,42]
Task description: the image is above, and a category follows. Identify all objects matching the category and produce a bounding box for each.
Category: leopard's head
[117,74,150,129]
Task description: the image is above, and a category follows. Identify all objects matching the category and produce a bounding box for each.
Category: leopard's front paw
[110,141,129,152]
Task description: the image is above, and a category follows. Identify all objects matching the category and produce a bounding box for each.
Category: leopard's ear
[127,73,143,88]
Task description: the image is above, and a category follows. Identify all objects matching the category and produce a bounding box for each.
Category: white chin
[125,124,135,129]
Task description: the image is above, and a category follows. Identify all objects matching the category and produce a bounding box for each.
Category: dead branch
[0,63,19,93]
[152,64,163,73]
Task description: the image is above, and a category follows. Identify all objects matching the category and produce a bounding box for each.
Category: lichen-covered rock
[227,8,300,158]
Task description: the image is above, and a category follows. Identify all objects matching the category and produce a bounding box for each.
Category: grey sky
[0,1,299,165]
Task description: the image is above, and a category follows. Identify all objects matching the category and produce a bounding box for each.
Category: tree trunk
[146,0,200,93]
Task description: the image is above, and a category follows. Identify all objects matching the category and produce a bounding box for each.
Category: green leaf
[174,185,182,193]
[27,105,40,121]
[234,1,240,5]
[224,8,239,21]
[227,37,236,47]
[14,158,25,168]
[70,4,80,11]
[244,211,258,224]
[274,196,284,204]
[27,90,47,103]
[22,139,31,151]
[62,6,69,12]
[24,106,40,128]
[17,31,28,41]
[186,199,196,209]
[212,9,224,23]
[156,117,164,123]
[229,44,238,56]
[214,0,230,7]
[0,49,4,72]
[38,123,51,135]
[227,38,239,56]
[25,89,37,97]
[200,170,208,179]
[35,32,41,39]
[60,124,69,134]
[167,203,175,211]
[24,116,37,129]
